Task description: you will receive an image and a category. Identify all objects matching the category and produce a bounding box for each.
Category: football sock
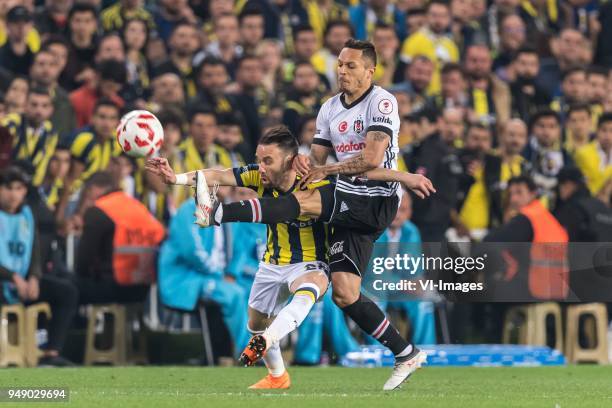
[341,293,413,357]
[263,283,320,346]
[216,195,300,224]
[249,327,285,377]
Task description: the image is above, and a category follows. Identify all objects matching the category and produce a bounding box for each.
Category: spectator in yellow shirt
[400,0,459,95]
[574,113,612,196]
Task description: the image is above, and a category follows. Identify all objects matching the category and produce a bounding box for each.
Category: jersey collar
[340,85,374,110]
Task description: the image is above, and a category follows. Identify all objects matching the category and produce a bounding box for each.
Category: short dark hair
[587,65,608,78]
[567,103,591,118]
[293,24,315,39]
[83,171,119,193]
[427,0,450,11]
[195,56,227,78]
[68,3,96,21]
[188,105,216,123]
[258,125,299,156]
[598,112,612,128]
[373,22,395,32]
[441,62,465,77]
[41,34,69,51]
[217,112,241,127]
[508,175,537,192]
[238,6,263,24]
[561,66,586,81]
[157,107,185,128]
[324,20,354,39]
[236,54,260,70]
[28,86,51,98]
[93,98,120,115]
[528,109,560,131]
[515,46,538,60]
[0,165,30,187]
[343,38,377,67]
[406,7,426,17]
[97,59,127,84]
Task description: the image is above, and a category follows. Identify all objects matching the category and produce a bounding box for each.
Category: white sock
[263,342,285,377]
[263,283,319,346]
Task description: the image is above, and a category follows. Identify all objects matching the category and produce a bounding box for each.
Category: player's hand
[12,274,29,301]
[145,157,176,184]
[402,173,436,199]
[293,154,311,177]
[27,277,40,301]
[299,166,328,189]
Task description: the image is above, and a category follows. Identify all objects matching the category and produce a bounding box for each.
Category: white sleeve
[312,101,332,148]
[367,91,400,139]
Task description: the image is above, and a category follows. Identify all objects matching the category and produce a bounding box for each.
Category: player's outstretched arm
[365,168,436,199]
[144,157,238,187]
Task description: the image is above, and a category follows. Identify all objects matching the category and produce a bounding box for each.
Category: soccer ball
[117,110,164,157]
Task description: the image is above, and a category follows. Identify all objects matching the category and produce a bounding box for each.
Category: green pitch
[0,365,611,408]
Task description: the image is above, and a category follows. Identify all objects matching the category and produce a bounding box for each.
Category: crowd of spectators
[0,0,611,365]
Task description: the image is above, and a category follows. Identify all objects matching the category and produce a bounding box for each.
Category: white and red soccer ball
[117,110,164,157]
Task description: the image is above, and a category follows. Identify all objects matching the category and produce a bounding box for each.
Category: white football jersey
[313,85,400,169]
[313,85,401,196]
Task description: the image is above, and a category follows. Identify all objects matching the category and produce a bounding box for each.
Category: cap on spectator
[557,166,585,185]
[6,6,32,23]
[0,165,31,186]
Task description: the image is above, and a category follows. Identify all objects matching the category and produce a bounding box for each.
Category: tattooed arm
[324,130,390,175]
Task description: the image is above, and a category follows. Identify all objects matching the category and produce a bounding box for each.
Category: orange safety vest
[520,200,569,300]
[95,191,166,285]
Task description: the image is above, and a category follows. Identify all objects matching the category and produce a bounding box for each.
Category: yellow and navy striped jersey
[100,3,155,32]
[70,128,122,190]
[233,164,329,266]
[180,137,233,172]
[3,113,58,186]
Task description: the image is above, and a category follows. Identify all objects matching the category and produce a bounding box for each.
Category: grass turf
[0,365,610,407]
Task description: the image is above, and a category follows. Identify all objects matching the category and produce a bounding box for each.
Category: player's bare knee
[291,271,329,299]
[331,286,359,308]
[247,308,272,333]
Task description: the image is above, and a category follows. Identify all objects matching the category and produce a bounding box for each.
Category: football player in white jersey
[157,39,435,391]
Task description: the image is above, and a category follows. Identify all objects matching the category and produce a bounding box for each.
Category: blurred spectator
[34,0,72,39]
[555,166,612,242]
[216,113,248,167]
[43,35,69,86]
[154,0,199,42]
[438,107,465,149]
[426,62,469,112]
[564,103,594,156]
[524,109,574,206]
[401,0,459,95]
[480,0,520,54]
[256,40,284,95]
[61,3,98,91]
[551,66,589,120]
[594,0,612,67]
[574,113,612,198]
[464,43,511,128]
[122,18,150,102]
[403,107,461,242]
[30,48,76,138]
[61,99,121,206]
[405,8,426,37]
[239,8,265,54]
[0,6,36,75]
[1,87,57,186]
[203,13,242,77]
[158,197,249,358]
[312,20,353,89]
[180,106,232,172]
[493,14,526,75]
[302,0,348,45]
[100,0,155,33]
[372,23,401,88]
[394,55,434,111]
[75,171,164,304]
[519,0,568,54]
[0,166,77,366]
[586,66,607,119]
[3,76,29,115]
[148,70,185,112]
[69,59,126,127]
[455,123,494,237]
[38,144,70,211]
[484,175,569,301]
[537,29,586,97]
[282,61,324,136]
[349,0,406,41]
[509,47,551,122]
[155,22,200,99]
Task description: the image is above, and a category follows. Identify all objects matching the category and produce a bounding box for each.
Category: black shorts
[319,176,400,276]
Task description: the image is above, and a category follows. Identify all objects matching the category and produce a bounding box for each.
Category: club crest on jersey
[353,119,364,133]
[338,121,348,133]
[378,99,393,114]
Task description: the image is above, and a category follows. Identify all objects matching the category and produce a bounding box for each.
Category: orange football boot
[239,334,267,367]
[248,371,291,389]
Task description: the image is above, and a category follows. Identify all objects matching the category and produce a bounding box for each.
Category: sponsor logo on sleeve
[372,116,393,125]
[378,99,394,114]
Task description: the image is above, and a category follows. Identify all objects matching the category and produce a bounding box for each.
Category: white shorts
[248,260,329,317]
